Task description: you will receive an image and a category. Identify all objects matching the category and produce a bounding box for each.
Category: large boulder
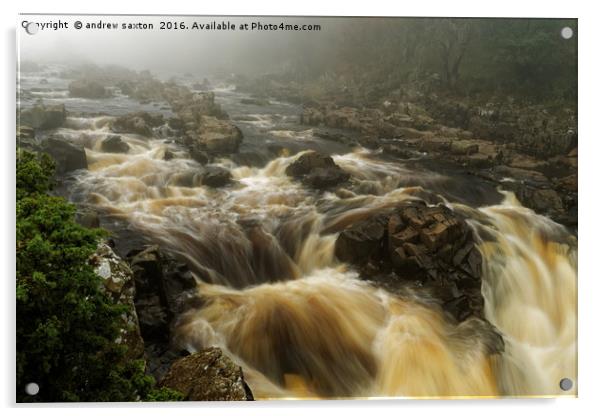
[334,215,387,264]
[90,242,145,360]
[193,116,243,154]
[40,137,88,173]
[112,112,164,137]
[19,103,66,130]
[201,166,232,188]
[285,151,350,190]
[68,79,111,98]
[334,201,484,322]
[101,135,130,153]
[160,348,254,401]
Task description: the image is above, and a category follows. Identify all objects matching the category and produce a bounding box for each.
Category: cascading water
[48,88,576,399]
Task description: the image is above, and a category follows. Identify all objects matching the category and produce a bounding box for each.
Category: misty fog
[18,15,339,76]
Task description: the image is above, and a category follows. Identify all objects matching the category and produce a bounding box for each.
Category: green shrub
[16,150,182,402]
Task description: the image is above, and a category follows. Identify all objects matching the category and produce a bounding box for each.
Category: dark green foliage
[16,150,182,402]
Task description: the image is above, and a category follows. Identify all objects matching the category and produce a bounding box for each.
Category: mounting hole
[25,22,39,35]
[561,27,573,40]
[25,382,39,396]
[559,378,573,391]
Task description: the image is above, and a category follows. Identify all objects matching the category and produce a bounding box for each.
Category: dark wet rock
[19,103,66,130]
[164,149,175,161]
[505,183,564,218]
[101,135,130,153]
[167,117,184,131]
[160,347,254,401]
[285,151,337,177]
[112,111,164,137]
[90,242,145,360]
[146,346,190,384]
[304,167,351,190]
[286,151,350,190]
[127,245,197,346]
[381,144,414,159]
[68,79,111,98]
[190,148,210,165]
[556,173,577,193]
[40,137,88,173]
[335,215,388,264]
[334,201,484,321]
[201,166,232,188]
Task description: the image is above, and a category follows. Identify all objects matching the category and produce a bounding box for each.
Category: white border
[2,1,601,415]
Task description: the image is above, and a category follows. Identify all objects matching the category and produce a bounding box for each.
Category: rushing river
[19,69,577,399]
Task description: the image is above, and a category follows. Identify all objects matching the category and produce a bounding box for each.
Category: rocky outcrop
[40,137,88,173]
[68,79,112,98]
[421,95,577,158]
[112,112,164,137]
[90,242,145,360]
[170,91,228,121]
[187,116,243,155]
[101,135,130,153]
[127,245,197,381]
[335,200,484,321]
[285,151,350,190]
[19,103,66,130]
[160,348,254,401]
